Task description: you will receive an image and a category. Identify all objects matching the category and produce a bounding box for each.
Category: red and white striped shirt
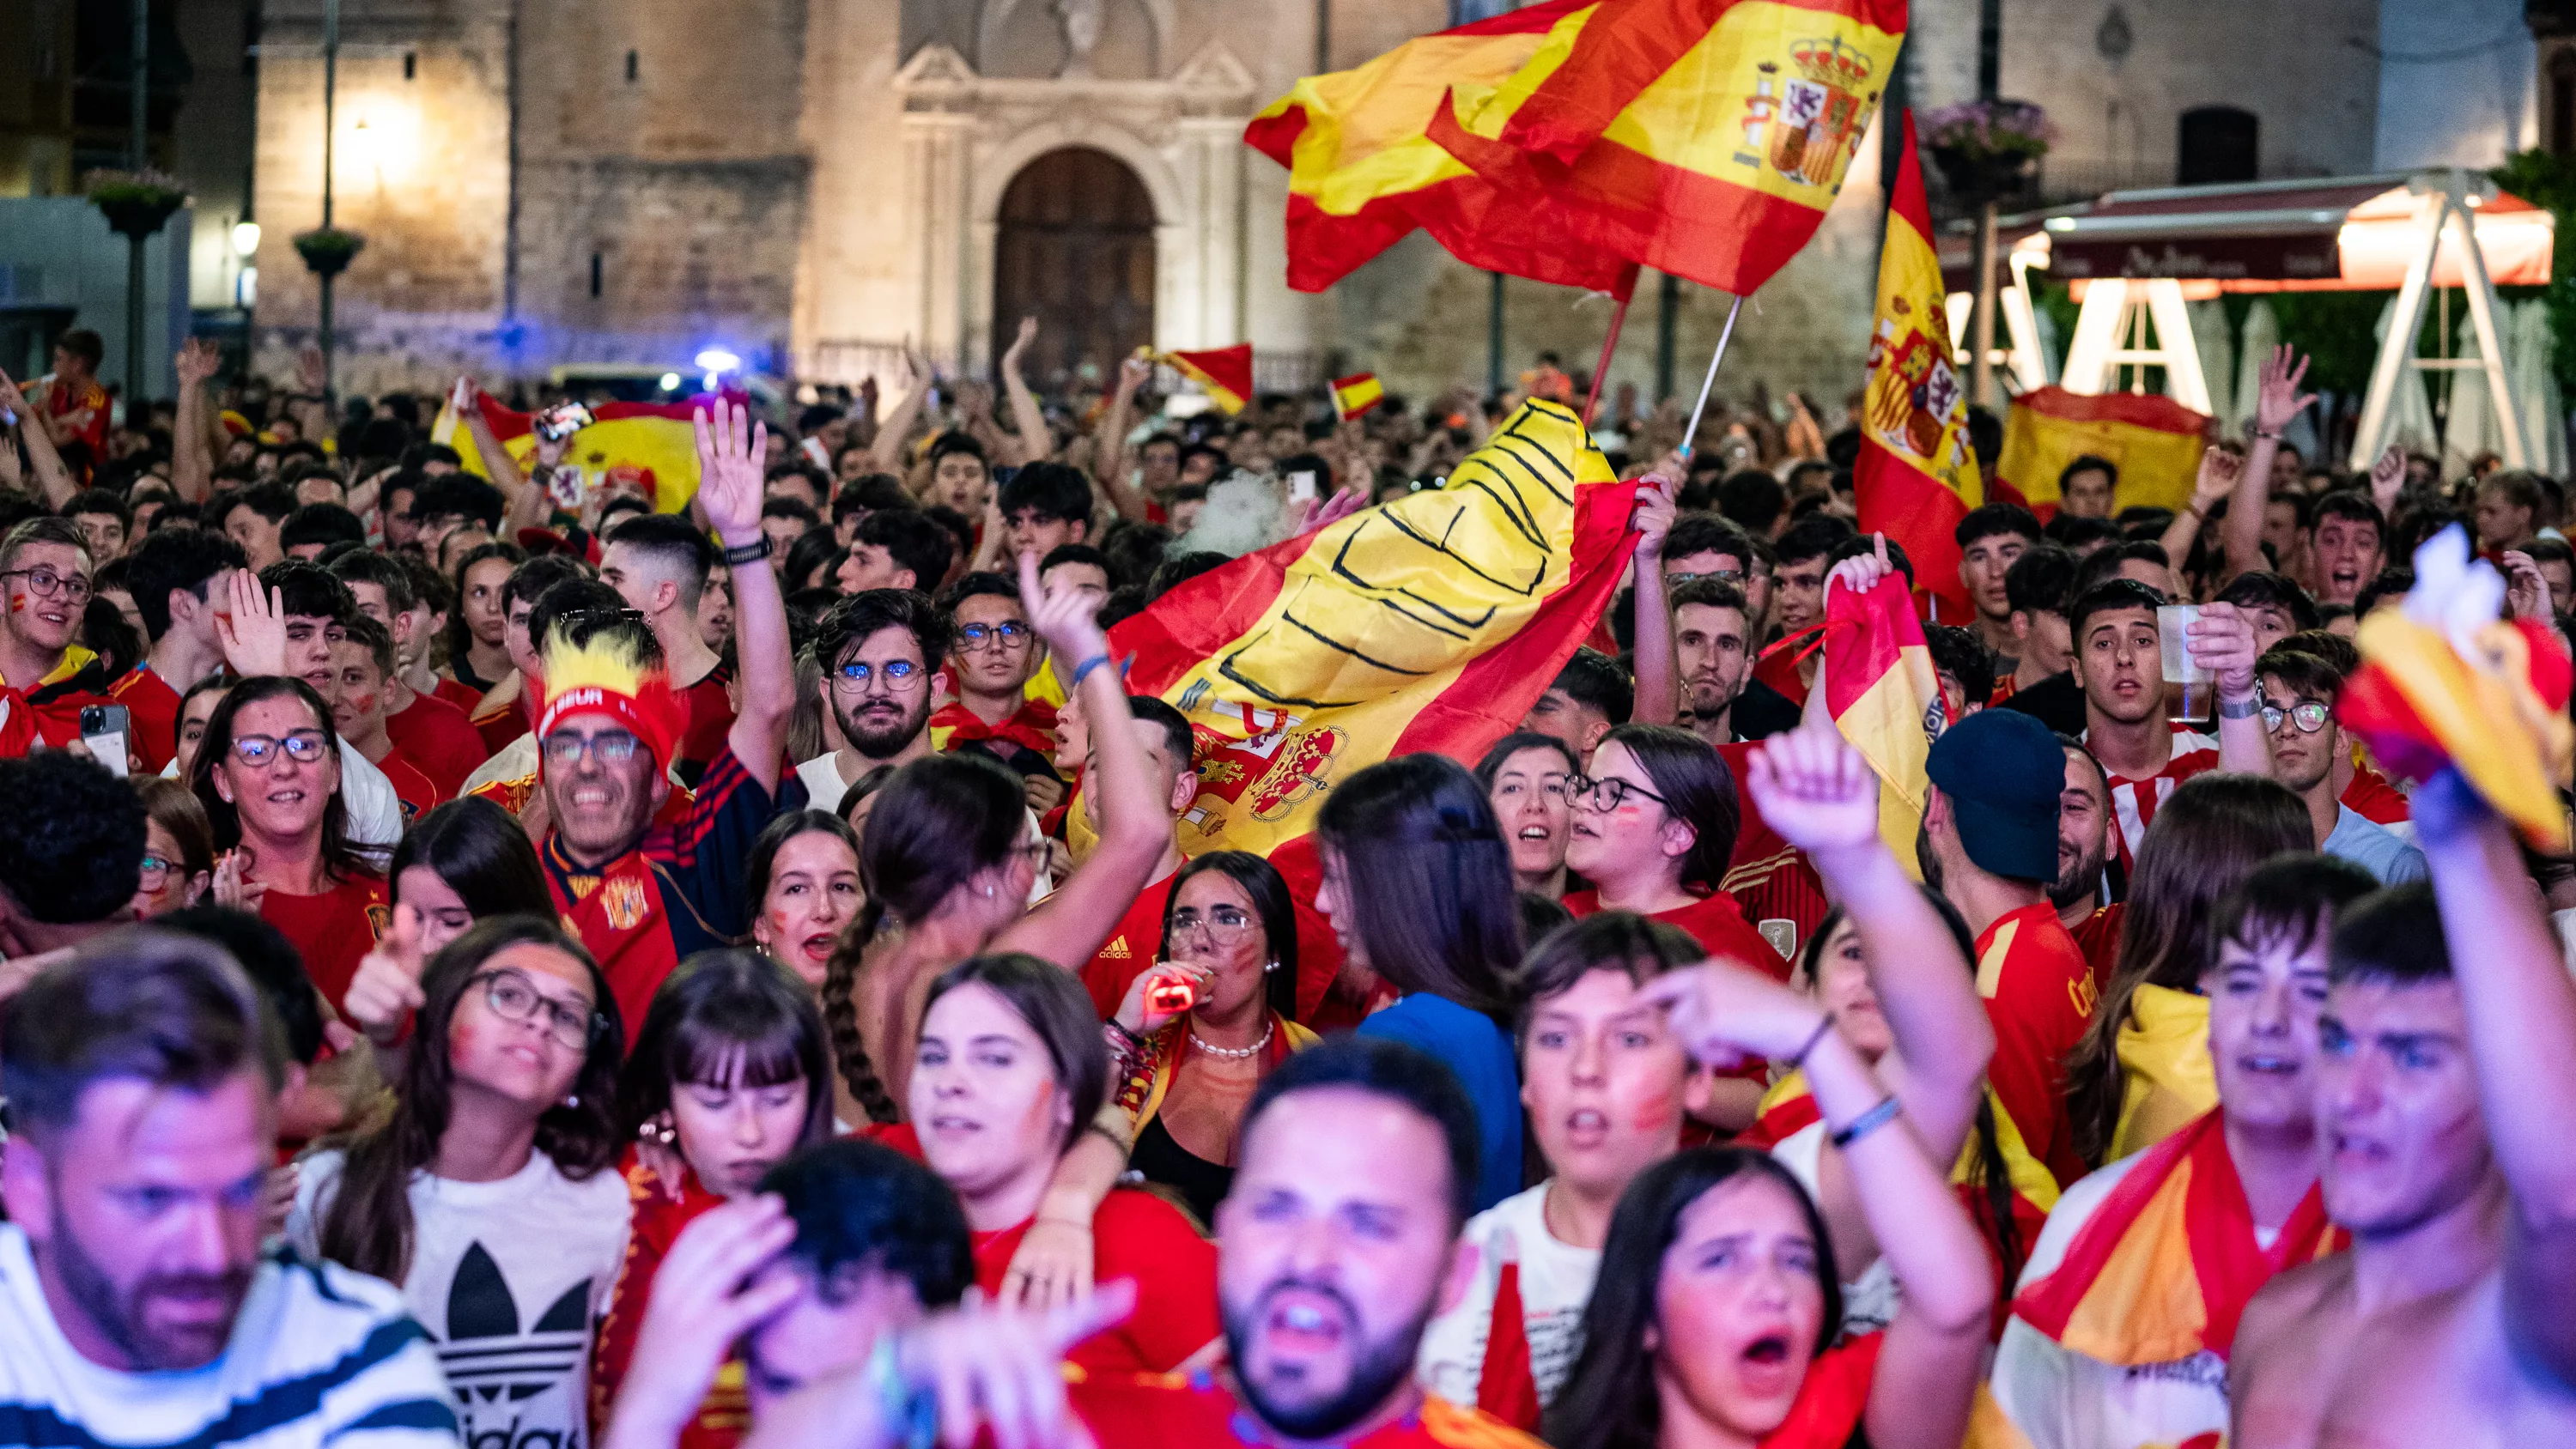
[2087,725,2221,868]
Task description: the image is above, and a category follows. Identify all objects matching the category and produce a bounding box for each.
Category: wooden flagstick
[1676,293,1745,461]
[1581,263,1643,427]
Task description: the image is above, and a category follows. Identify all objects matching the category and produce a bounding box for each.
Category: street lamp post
[320,0,339,397]
[126,0,149,409]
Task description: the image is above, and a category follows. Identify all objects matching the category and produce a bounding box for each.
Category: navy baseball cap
[1924,708,2063,882]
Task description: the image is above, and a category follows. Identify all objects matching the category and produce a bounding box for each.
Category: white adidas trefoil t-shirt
[290,1149,633,1449]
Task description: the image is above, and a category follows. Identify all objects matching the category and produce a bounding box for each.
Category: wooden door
[991,148,1156,389]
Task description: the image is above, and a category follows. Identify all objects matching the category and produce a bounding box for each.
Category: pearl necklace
[1189,1020,1274,1061]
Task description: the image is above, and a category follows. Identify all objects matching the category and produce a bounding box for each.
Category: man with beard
[0,931,451,1440]
[1671,577,1754,749]
[793,588,946,809]
[535,400,795,1034]
[2254,649,2423,884]
[730,1036,1545,1449]
[2231,776,2576,1448]
[2053,738,2121,984]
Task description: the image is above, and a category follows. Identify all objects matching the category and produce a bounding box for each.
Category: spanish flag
[1855,112,1980,616]
[430,391,716,514]
[1431,0,1905,296]
[1992,387,2208,518]
[1160,345,1254,415]
[1109,398,1637,857]
[2012,1111,2342,1367]
[1822,568,1944,872]
[1331,373,1385,421]
[1242,0,1639,294]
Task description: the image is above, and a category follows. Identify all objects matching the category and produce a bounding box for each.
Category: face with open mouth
[753,828,862,989]
[1651,1174,1828,1442]
[2205,921,2331,1136]
[2075,610,2164,725]
[2309,517,2383,607]
[543,710,665,862]
[3,540,88,653]
[1522,967,1691,1196]
[1564,738,1686,888]
[1485,745,1573,884]
[2314,977,2488,1239]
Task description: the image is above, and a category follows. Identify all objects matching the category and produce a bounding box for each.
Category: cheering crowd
[0,317,2567,1449]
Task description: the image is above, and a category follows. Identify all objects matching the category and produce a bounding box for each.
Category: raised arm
[991,554,1166,966]
[2415,768,2576,1387]
[999,317,1053,466]
[868,347,931,474]
[696,399,792,793]
[1097,357,1156,523]
[0,370,77,509]
[2189,602,2272,776]
[1628,458,1681,725]
[1644,968,1992,1449]
[172,338,221,503]
[2223,345,2316,584]
[1745,721,1994,1272]
[454,377,537,519]
[2159,446,2238,577]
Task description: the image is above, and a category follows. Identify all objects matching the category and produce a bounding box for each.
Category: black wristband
[722,537,771,567]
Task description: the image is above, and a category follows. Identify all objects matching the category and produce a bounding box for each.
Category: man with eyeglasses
[0,516,121,749]
[794,589,949,810]
[932,571,1061,805]
[532,401,795,1034]
[2255,646,2424,884]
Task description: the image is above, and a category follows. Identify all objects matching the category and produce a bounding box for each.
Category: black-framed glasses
[956,621,1030,652]
[1568,774,1669,811]
[1169,905,1256,944]
[231,731,331,768]
[832,658,925,693]
[542,729,641,767]
[3,566,91,605]
[1666,567,1748,587]
[470,968,605,1050]
[137,853,179,889]
[2262,700,2333,736]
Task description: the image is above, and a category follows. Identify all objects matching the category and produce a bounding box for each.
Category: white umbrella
[2187,299,2235,428]
[2512,299,2568,476]
[2233,300,2278,439]
[2442,306,2499,478]
[2372,296,2442,462]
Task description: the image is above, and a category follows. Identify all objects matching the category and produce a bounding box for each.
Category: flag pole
[1676,293,1744,460]
[1582,263,1643,427]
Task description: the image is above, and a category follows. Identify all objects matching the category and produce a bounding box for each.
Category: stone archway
[990,147,1157,390]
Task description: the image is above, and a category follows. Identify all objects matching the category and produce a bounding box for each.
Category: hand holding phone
[79,705,131,779]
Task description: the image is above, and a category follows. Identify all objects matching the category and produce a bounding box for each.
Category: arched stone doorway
[991,147,1156,389]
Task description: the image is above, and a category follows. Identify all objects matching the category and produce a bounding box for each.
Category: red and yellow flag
[1992,387,2208,518]
[1822,569,1944,871]
[1160,345,1254,415]
[1242,0,1638,294]
[431,392,715,514]
[1432,0,1905,296]
[1855,112,1981,616]
[1331,373,1385,421]
[1109,399,1637,857]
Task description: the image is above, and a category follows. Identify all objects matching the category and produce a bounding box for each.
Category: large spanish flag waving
[1823,567,1945,871]
[1242,1,1637,294]
[1110,399,1637,857]
[431,391,717,514]
[1433,0,1905,296]
[1855,112,1981,616]
[1993,387,2208,518]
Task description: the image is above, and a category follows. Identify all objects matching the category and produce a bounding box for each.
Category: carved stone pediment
[1169,39,1255,99]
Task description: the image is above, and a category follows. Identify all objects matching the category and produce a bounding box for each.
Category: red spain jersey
[1976,902,2098,1189]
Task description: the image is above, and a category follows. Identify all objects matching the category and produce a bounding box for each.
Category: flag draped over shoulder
[1109,399,1637,857]
[430,392,715,514]
[1822,571,1944,872]
[1993,387,2208,517]
[1432,0,1905,296]
[1242,0,1637,294]
[1855,112,1980,615]
[1160,345,1255,415]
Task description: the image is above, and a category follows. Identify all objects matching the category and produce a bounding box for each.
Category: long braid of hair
[1967,1096,2028,1295]
[821,903,901,1125]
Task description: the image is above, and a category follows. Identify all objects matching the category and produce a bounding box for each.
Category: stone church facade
[246,0,2383,410]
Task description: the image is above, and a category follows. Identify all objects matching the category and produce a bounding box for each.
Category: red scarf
[2013,1109,2342,1363]
[546,838,681,1041]
[930,698,1057,757]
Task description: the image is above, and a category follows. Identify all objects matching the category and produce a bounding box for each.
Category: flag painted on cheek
[1106,399,1637,858]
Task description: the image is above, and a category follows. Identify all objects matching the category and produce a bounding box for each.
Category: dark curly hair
[0,752,148,924]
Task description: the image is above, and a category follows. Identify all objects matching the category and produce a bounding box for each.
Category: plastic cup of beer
[2157,604,2211,722]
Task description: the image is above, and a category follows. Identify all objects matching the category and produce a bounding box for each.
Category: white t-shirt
[1771,1120,1900,1335]
[794,751,857,813]
[0,1222,454,1449]
[1415,1183,1601,1410]
[1987,1149,2272,1449]
[290,1149,632,1449]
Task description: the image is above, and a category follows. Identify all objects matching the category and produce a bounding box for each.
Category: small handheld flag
[1159,344,1255,415]
[1331,373,1385,421]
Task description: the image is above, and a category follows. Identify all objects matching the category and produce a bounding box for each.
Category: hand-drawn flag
[1160,345,1255,415]
[1855,112,1982,615]
[1993,387,2209,518]
[1823,568,1946,870]
[1331,373,1385,420]
[1431,0,1906,296]
[1109,399,1639,858]
[430,391,716,514]
[1242,0,1639,294]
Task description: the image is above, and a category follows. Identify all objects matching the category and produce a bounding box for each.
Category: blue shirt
[2324,804,2427,884]
[1355,992,1523,1211]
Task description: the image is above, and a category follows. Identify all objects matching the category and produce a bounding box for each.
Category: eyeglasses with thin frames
[2261,700,2333,736]
[832,658,926,694]
[230,731,331,769]
[469,967,604,1051]
[542,729,642,768]
[957,621,1031,652]
[3,566,91,606]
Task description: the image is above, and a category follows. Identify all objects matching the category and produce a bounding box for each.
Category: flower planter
[293,228,367,280]
[1930,147,2037,205]
[86,170,191,239]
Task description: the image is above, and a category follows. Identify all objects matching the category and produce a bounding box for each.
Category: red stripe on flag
[2013,386,2210,433]
[1853,436,1972,615]
[1822,573,1924,720]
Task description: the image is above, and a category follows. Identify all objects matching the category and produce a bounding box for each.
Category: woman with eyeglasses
[190,674,390,1015]
[1477,731,1581,900]
[592,950,835,1449]
[131,776,215,916]
[290,916,630,1449]
[1103,852,1315,1224]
